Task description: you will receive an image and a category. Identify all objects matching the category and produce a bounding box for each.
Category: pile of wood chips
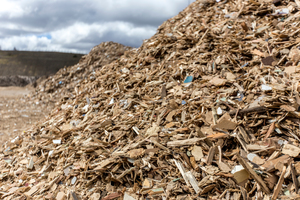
[2,0,300,199]
[33,41,132,103]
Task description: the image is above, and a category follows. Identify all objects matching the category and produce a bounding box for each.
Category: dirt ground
[0,86,53,144]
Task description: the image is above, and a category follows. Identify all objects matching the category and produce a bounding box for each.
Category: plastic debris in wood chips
[2,0,300,199]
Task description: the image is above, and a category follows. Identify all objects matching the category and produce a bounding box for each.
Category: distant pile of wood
[0,75,38,87]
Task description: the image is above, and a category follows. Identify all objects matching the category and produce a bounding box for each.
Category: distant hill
[0,50,84,76]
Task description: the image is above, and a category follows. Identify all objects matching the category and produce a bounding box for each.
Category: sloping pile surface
[0,42,129,157]
[34,41,132,101]
[2,0,300,199]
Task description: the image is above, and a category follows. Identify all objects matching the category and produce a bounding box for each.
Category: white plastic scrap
[217,107,223,115]
[231,165,245,174]
[121,68,130,74]
[71,176,77,185]
[82,104,89,113]
[247,153,258,162]
[53,140,61,144]
[11,136,19,143]
[275,8,290,15]
[124,193,136,200]
[109,98,114,105]
[261,84,272,91]
[49,150,54,157]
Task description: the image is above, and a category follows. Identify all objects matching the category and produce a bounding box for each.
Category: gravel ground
[0,86,53,144]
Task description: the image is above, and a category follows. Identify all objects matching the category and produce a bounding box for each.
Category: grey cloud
[0,0,196,52]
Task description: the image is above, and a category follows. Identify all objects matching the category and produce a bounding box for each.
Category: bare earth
[0,86,53,144]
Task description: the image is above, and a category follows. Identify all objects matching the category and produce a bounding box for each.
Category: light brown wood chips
[2,0,300,199]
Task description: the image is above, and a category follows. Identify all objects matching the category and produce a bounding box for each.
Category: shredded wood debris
[2,0,300,199]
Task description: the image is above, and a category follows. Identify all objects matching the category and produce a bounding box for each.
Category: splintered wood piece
[291,163,299,192]
[166,110,176,122]
[247,153,265,165]
[127,148,145,158]
[70,191,79,200]
[149,188,164,195]
[93,158,116,170]
[191,145,203,161]
[263,122,275,140]
[143,178,152,189]
[236,134,249,154]
[282,144,300,157]
[271,166,286,200]
[211,107,218,125]
[238,126,250,144]
[236,153,271,194]
[149,139,171,153]
[217,146,231,172]
[24,186,39,196]
[213,115,238,131]
[173,127,190,133]
[262,155,290,172]
[102,192,122,200]
[207,132,228,139]
[206,146,216,165]
[264,173,278,190]
[251,49,265,57]
[200,184,216,195]
[229,106,268,115]
[165,122,175,128]
[90,193,101,200]
[240,186,249,200]
[180,152,192,169]
[190,157,199,170]
[186,171,200,194]
[196,126,213,147]
[27,157,34,170]
[174,159,190,186]
[145,124,160,137]
[161,85,166,99]
[167,137,206,147]
[116,167,136,181]
[132,126,140,135]
[56,192,66,200]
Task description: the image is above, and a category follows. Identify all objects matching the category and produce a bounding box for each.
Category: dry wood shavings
[3,0,300,199]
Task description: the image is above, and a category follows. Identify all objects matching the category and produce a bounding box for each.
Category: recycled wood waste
[2,0,300,199]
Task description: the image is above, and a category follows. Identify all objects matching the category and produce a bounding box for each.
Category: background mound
[0,50,84,77]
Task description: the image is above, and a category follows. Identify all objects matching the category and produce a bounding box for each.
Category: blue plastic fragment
[182,100,186,105]
[241,63,249,68]
[238,93,244,102]
[184,76,193,83]
[59,81,62,84]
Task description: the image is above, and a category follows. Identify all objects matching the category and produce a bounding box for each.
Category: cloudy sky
[0,0,196,54]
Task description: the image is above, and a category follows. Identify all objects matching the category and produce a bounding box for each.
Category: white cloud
[0,0,31,18]
[0,35,50,50]
[0,22,44,33]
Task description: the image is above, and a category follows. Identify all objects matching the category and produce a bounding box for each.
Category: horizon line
[0,48,87,54]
